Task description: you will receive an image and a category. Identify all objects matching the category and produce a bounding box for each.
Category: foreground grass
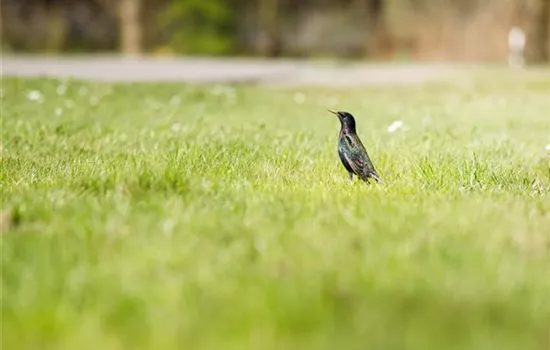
[1,71,550,350]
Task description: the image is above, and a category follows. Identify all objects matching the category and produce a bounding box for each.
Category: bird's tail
[370,171,385,185]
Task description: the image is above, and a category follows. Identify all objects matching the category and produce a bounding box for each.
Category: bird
[329,110,383,184]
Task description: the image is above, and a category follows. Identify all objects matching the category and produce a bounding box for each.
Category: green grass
[1,71,550,350]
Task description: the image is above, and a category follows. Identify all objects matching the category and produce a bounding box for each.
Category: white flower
[387,120,404,133]
[56,84,67,96]
[170,95,181,105]
[545,144,550,151]
[293,92,306,105]
[171,123,181,132]
[78,86,89,96]
[27,90,43,102]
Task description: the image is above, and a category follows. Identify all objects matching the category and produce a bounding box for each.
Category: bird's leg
[349,172,354,181]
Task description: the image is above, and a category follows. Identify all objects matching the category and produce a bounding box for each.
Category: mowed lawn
[1,70,550,350]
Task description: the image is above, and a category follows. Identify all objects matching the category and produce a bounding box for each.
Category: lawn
[1,70,550,350]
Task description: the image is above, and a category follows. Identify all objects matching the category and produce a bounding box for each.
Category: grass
[1,70,550,350]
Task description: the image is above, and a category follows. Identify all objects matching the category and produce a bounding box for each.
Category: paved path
[2,55,459,86]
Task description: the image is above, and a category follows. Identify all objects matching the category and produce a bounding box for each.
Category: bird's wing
[342,135,381,182]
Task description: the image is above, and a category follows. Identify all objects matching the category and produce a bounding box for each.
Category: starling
[330,110,383,183]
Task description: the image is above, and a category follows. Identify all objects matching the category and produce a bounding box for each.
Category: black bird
[330,110,383,183]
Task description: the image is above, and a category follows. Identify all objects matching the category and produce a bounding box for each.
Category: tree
[161,0,234,55]
[119,0,142,55]
[44,0,68,52]
[526,0,550,63]
[365,0,385,57]
[258,0,281,57]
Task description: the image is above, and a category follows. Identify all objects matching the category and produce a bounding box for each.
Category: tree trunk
[526,0,550,63]
[119,0,142,55]
[258,0,281,57]
[45,4,67,53]
[359,0,384,57]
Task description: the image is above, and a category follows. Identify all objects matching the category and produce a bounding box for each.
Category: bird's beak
[328,109,340,119]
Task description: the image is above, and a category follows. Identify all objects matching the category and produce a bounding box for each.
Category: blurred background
[1,0,549,63]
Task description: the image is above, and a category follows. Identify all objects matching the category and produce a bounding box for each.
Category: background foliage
[1,0,549,61]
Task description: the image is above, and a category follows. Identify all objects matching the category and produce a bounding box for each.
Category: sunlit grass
[1,72,550,350]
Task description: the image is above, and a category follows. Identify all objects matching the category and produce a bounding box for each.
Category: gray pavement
[1,55,459,86]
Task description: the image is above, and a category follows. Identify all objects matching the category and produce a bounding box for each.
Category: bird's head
[329,110,356,132]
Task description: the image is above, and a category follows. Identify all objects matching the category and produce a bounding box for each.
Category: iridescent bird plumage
[329,110,383,183]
